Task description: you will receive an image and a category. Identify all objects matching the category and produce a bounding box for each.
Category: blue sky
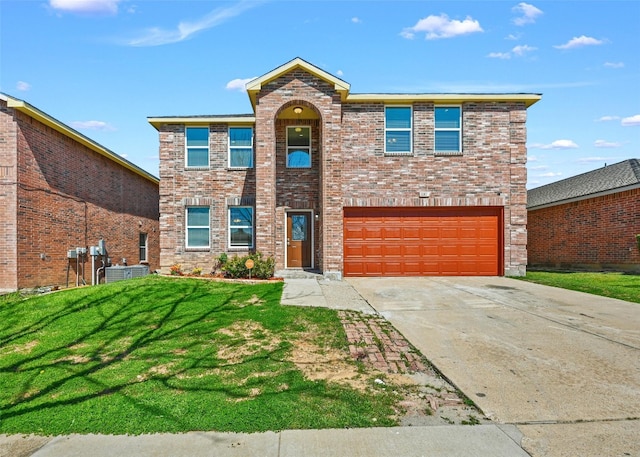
[2,0,639,188]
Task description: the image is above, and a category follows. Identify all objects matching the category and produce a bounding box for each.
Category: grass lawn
[518,271,640,303]
[0,276,400,435]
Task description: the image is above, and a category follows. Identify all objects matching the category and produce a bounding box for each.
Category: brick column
[321,98,344,279]
[507,105,528,276]
[254,102,277,258]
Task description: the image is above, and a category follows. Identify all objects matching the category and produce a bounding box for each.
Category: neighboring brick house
[0,93,160,291]
[149,58,540,278]
[528,159,640,273]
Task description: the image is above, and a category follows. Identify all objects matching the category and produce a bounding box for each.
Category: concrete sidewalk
[1,425,530,457]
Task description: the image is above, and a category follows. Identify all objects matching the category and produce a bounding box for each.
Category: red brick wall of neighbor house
[528,188,640,272]
[0,101,19,290]
[157,69,529,276]
[2,104,159,290]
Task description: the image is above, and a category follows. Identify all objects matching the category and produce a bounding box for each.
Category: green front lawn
[518,271,640,303]
[0,276,398,435]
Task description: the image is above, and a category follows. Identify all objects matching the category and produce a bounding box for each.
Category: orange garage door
[343,207,503,277]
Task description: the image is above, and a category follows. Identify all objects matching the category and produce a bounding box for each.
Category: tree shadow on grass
[0,277,383,434]
[0,277,299,433]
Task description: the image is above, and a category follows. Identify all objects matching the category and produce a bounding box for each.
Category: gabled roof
[148,57,541,126]
[1,93,159,185]
[245,57,351,108]
[528,159,640,209]
[244,57,541,109]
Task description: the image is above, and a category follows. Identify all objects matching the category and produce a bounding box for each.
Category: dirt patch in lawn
[216,321,281,365]
[290,337,369,392]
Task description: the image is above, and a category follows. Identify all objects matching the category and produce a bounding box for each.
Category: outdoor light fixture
[293,106,303,132]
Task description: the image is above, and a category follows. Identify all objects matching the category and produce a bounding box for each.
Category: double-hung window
[139,233,148,263]
[229,207,254,248]
[186,207,210,248]
[385,106,412,154]
[286,126,311,168]
[435,106,462,154]
[229,127,254,168]
[185,127,209,167]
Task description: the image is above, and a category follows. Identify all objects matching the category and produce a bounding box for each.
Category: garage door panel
[382,227,402,240]
[363,227,383,240]
[344,207,502,277]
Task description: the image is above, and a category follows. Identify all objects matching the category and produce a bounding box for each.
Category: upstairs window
[185,127,209,167]
[186,207,210,248]
[385,106,412,154]
[435,107,462,154]
[229,206,254,248]
[287,126,311,168]
[229,127,254,168]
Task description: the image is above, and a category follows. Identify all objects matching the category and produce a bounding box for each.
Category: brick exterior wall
[528,188,640,272]
[0,101,18,291]
[155,67,530,277]
[0,98,160,290]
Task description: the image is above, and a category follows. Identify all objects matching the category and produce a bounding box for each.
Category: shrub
[191,266,202,276]
[222,252,275,279]
[170,264,183,276]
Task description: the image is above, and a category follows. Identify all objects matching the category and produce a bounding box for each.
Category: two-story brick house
[149,58,540,279]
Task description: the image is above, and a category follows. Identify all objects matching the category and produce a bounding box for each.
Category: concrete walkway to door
[347,276,640,457]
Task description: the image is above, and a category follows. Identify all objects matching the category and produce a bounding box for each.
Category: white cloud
[512,44,537,56]
[529,139,579,150]
[225,77,257,92]
[578,157,609,163]
[16,81,31,91]
[554,35,604,50]
[594,140,622,148]
[621,114,640,126]
[488,52,511,60]
[351,17,361,24]
[539,172,563,178]
[604,61,624,69]
[512,2,543,26]
[336,70,344,77]
[401,14,483,40]
[125,2,261,47]
[69,120,116,131]
[488,44,536,59]
[527,155,539,162]
[528,165,548,170]
[505,33,521,41]
[50,0,120,15]
[596,115,620,122]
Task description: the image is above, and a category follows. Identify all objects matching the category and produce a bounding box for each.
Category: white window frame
[228,206,254,249]
[286,126,312,168]
[434,106,462,155]
[185,206,210,249]
[384,105,413,154]
[139,233,148,263]
[228,126,254,169]
[185,126,210,168]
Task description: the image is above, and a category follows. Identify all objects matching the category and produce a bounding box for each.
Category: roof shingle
[527,159,640,209]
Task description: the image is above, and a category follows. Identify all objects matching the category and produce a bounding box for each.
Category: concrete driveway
[347,276,640,457]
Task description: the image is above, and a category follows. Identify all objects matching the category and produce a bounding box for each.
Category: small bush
[191,266,202,276]
[222,252,275,279]
[213,252,229,273]
[170,264,183,276]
